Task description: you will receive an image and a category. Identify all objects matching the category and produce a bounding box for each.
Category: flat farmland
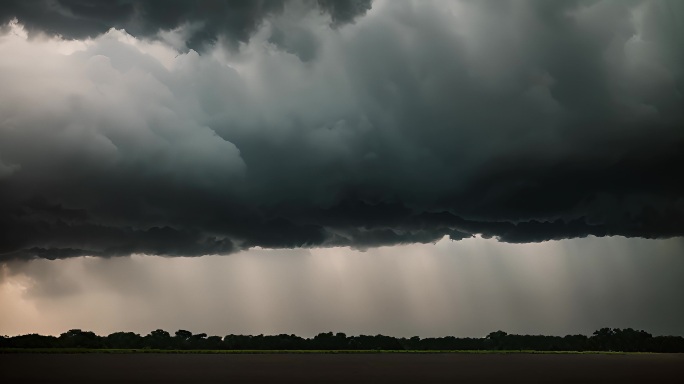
[1,353,682,383]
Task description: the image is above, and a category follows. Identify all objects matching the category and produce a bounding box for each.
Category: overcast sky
[2,236,684,337]
[1,0,683,337]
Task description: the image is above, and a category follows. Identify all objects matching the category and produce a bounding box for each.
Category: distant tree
[4,334,58,348]
[1,328,682,352]
[190,333,208,349]
[223,334,250,349]
[58,329,103,348]
[591,328,616,350]
[106,332,143,349]
[205,335,222,349]
[408,336,421,349]
[314,332,353,349]
[174,330,193,349]
[146,329,172,349]
[175,330,192,340]
[486,331,508,350]
[611,328,652,352]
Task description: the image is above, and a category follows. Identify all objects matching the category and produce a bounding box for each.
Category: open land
[1,352,682,383]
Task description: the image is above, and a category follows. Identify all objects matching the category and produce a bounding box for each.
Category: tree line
[1,328,683,352]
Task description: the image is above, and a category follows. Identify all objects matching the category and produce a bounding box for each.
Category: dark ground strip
[1,353,682,383]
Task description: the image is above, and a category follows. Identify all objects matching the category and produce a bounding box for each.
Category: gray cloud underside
[0,0,372,51]
[0,0,683,260]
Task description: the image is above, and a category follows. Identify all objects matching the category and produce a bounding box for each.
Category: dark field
[1,353,682,383]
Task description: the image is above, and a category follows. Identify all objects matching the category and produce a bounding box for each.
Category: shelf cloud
[0,0,372,49]
[1,0,683,260]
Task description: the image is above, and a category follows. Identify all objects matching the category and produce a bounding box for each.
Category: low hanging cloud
[0,0,683,260]
[0,0,372,50]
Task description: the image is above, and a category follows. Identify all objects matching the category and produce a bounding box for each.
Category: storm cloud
[0,0,372,50]
[0,0,683,260]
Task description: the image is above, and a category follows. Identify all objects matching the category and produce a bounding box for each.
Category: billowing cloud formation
[0,0,372,50]
[0,0,683,260]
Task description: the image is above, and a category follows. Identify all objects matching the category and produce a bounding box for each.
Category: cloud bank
[0,0,372,50]
[0,0,683,260]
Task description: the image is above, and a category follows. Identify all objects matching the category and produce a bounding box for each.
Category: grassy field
[0,347,649,354]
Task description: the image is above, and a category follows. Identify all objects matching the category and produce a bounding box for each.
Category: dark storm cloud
[0,0,683,260]
[0,0,372,50]
[317,0,373,25]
